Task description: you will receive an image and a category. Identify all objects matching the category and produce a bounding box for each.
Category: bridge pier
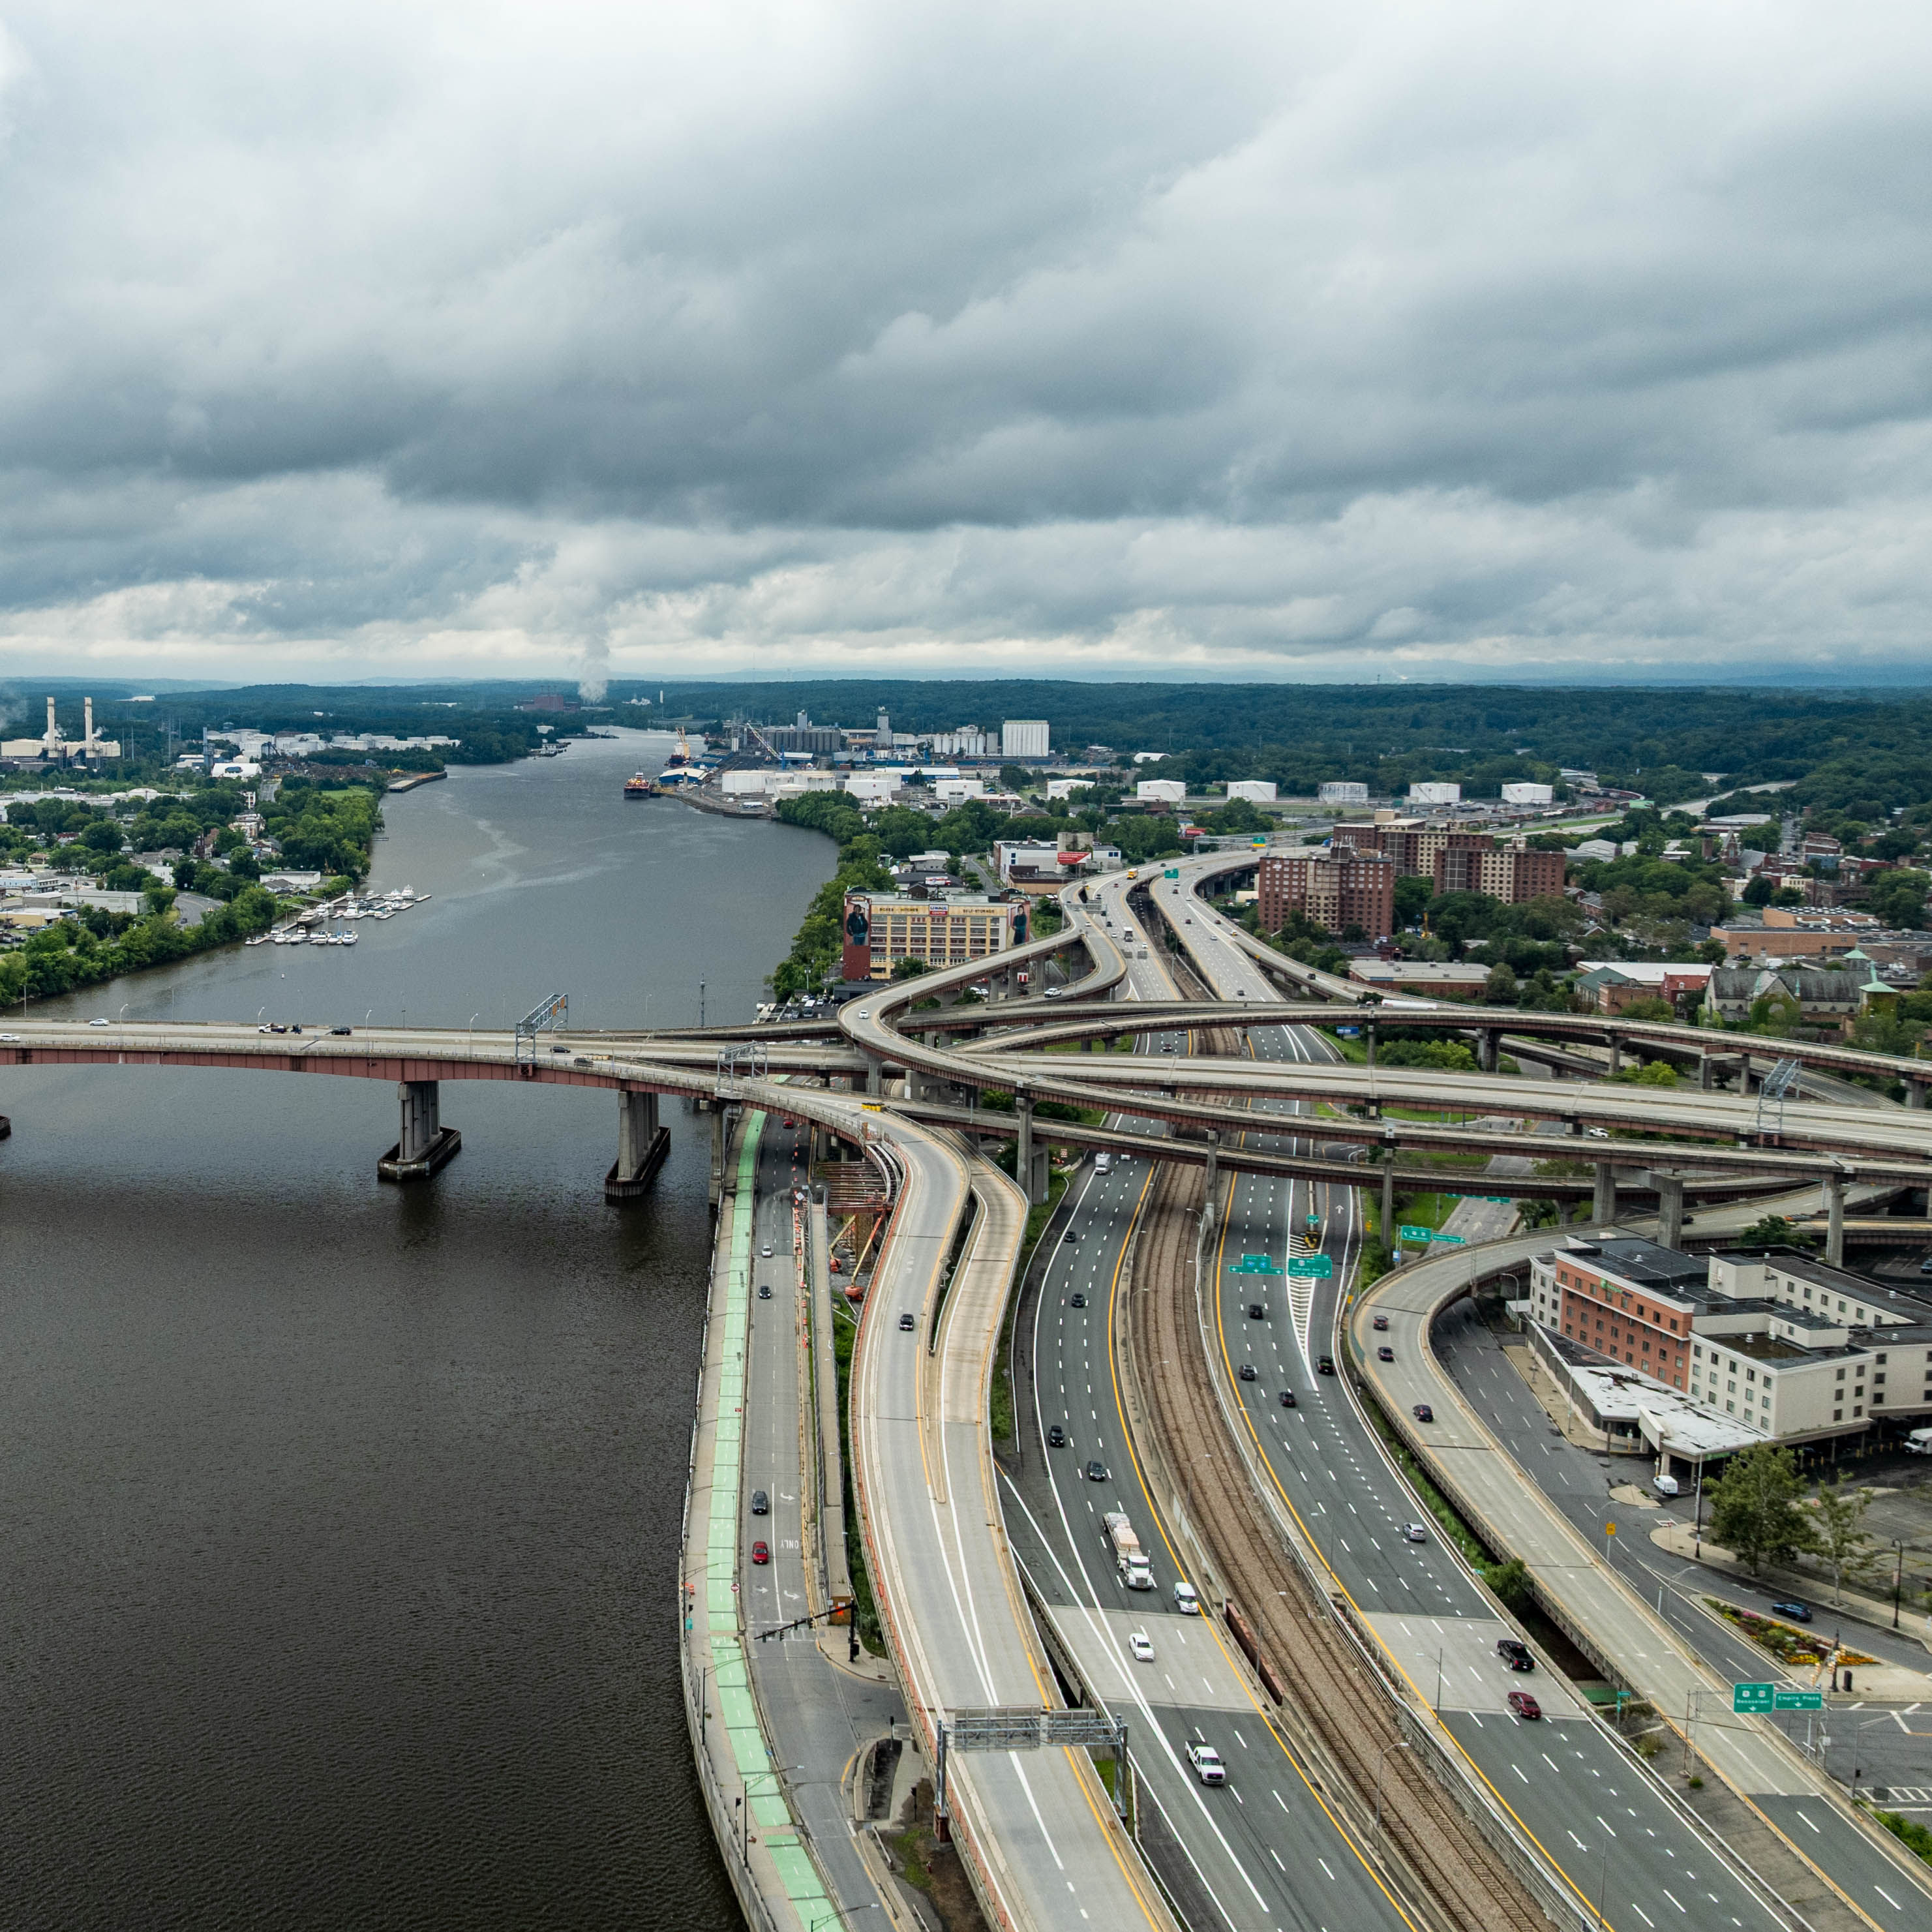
[1824,1170,1845,1268]
[607,1088,670,1200]
[378,1079,460,1181]
[1605,1032,1622,1076]
[1014,1093,1048,1206]
[1907,1078,1927,1111]
[1592,1160,1617,1224]
[1477,1030,1498,1074]
[1380,1161,1395,1257]
[1364,1025,1376,1068]
[710,1105,727,1206]
[1655,1171,1685,1251]
[1203,1130,1220,1199]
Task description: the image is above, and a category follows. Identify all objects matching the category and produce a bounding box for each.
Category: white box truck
[1905,1427,1932,1456]
[1102,1511,1155,1590]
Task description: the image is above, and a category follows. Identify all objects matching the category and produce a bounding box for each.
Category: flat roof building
[840,892,1021,980]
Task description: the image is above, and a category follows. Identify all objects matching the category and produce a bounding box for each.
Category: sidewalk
[680,1111,847,1932]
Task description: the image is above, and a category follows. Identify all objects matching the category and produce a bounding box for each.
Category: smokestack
[83,697,93,751]
[46,695,55,747]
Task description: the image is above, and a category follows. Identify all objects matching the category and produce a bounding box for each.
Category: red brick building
[1433,844,1565,903]
[1257,849,1395,940]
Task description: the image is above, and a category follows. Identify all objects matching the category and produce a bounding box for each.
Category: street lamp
[468,1012,479,1051]
[1374,1738,1409,1835]
[1891,1539,1905,1630]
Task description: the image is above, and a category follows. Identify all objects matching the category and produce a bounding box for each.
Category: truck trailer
[1102,1511,1155,1590]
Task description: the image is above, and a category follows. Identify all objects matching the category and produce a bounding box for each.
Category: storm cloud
[2,1,1930,681]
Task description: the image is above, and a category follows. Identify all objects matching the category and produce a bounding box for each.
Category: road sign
[1604,1522,1617,1537]
[1232,1253,1282,1275]
[1733,1682,1775,1714]
[1434,1233,1466,1246]
[1287,1256,1333,1278]
[1775,1689,1824,1711]
[1485,1196,1513,1204]
[1164,868,1180,879]
[1398,1224,1434,1243]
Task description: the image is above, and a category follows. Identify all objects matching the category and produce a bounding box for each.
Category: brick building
[1432,844,1565,903]
[1332,821,1489,879]
[1257,849,1394,940]
[840,894,1020,980]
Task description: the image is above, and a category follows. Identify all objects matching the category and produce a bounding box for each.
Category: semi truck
[1102,1511,1155,1590]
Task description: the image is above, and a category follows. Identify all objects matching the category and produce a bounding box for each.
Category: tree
[1867,868,1930,929]
[1741,875,1775,906]
[1709,1443,1815,1575]
[79,819,125,856]
[1393,874,1432,928]
[892,956,931,980]
[1484,962,1518,1005]
[1807,1478,1877,1607]
[999,764,1034,794]
[1734,1214,1819,1248]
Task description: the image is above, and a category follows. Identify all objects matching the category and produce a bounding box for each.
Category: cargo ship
[623,772,657,798]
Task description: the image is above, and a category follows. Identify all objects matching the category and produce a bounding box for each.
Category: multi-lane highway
[1138,858,1804,1932]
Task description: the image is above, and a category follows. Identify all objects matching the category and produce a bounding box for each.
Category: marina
[249,886,431,947]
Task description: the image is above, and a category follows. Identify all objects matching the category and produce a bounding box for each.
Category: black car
[1247,1303,1267,1320]
[1047,1425,1066,1448]
[1279,1389,1297,1408]
[1063,1229,1079,1243]
[1070,1293,1087,1308]
[1372,1314,1389,1331]
[1770,1600,1812,1623]
[1238,1363,1257,1382]
[757,1284,772,1300]
[1316,1355,1335,1376]
[329,1025,352,1036]
[898,1312,916,1331]
[1086,1459,1109,1483]
[1496,1637,1533,1672]
[1377,1346,1394,1363]
[1412,1403,1434,1423]
[751,1490,769,1517]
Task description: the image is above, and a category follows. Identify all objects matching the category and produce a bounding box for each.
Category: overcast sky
[3,1,1929,691]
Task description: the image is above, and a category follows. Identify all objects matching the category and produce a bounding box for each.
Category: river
[0,730,835,1929]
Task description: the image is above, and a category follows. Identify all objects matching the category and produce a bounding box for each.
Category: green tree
[79,819,125,856]
[1735,1214,1819,1248]
[1484,962,1518,1005]
[1393,873,1432,928]
[892,956,931,980]
[999,764,1034,794]
[1808,1478,1877,1607]
[1709,1443,1815,1575]
[1867,868,1930,929]
[1611,1059,1678,1087]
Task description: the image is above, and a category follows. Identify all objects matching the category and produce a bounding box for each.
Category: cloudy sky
[2,1,1929,689]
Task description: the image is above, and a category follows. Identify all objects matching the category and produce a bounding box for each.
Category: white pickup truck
[1186,1740,1226,1786]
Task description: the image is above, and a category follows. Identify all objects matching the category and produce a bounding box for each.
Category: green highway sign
[1434,1233,1466,1246]
[1164,868,1179,879]
[1398,1225,1434,1243]
[1232,1254,1282,1275]
[1486,1196,1513,1204]
[1287,1256,1334,1278]
[1775,1689,1824,1711]
[1733,1682,1776,1714]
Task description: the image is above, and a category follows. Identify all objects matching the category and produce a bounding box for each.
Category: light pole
[1374,1738,1409,1836]
[1892,1539,1905,1630]
[468,1012,479,1051]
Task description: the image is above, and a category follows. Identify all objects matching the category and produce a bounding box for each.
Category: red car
[1507,1691,1541,1721]
[782,1117,795,1128]
[751,1540,770,1565]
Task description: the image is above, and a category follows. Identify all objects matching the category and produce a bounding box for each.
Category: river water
[1,731,834,1930]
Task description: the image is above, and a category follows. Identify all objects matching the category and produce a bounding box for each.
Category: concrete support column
[1698,1053,1713,1093]
[1907,1078,1927,1111]
[1824,1170,1845,1269]
[1381,1161,1395,1256]
[1203,1130,1220,1199]
[609,1087,669,1200]
[1015,1093,1047,1206]
[1606,1033,1622,1076]
[1657,1172,1686,1252]
[865,1059,883,1098]
[1477,1030,1498,1074]
[399,1079,439,1162]
[1592,1160,1618,1224]
[1365,1025,1377,1068]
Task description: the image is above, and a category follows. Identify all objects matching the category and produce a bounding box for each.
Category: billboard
[841,895,874,981]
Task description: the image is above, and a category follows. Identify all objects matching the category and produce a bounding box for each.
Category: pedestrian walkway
[680,1112,844,1932]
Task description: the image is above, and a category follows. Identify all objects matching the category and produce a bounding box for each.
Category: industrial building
[1317,781,1368,806]
[1135,778,1186,805]
[999,719,1050,760]
[1407,781,1462,806]
[2,697,121,765]
[1224,780,1276,803]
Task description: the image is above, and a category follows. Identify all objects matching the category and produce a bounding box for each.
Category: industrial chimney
[83,696,94,753]
[45,695,56,749]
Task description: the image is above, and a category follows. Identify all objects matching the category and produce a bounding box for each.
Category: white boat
[245,935,267,946]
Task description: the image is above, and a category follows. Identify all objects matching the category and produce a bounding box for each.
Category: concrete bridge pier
[1203,1130,1220,1198]
[1824,1170,1845,1267]
[1014,1093,1048,1206]
[378,1079,461,1181]
[1655,1171,1686,1250]
[607,1088,671,1200]
[1907,1078,1927,1110]
[1364,1025,1377,1068]
[1476,1030,1498,1074]
[1592,1160,1618,1223]
[1380,1160,1395,1258]
[1605,1032,1622,1076]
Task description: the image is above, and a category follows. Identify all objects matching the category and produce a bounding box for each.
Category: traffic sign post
[1287,1256,1333,1279]
[1733,1682,1775,1714]
[1434,1232,1465,1246]
[1232,1253,1282,1276]
[1774,1689,1824,1712]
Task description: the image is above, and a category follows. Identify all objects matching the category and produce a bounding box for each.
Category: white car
[0,1033,19,1043]
[1173,1580,1200,1616]
[1404,1522,1429,1544]
[1128,1631,1155,1663]
[760,1245,774,1258]
[1185,1740,1226,1786]
[88,1017,110,1027]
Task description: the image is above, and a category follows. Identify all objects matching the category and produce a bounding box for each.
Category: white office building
[1000,720,1050,760]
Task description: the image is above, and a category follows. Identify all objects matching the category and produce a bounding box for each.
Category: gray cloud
[1,1,1930,682]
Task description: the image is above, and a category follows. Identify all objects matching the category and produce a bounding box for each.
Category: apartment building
[1528,1237,1932,1445]
[839,893,1019,980]
[1333,819,1489,879]
[1432,843,1565,903]
[1257,848,1395,940]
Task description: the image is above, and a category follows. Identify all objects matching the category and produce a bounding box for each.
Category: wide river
[2,730,835,1929]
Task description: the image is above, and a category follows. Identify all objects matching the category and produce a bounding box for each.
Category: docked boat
[623,772,656,799]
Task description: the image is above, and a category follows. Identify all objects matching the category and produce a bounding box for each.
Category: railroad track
[1130,1117,1547,1932]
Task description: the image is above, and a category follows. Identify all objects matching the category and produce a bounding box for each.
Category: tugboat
[623,771,656,799]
